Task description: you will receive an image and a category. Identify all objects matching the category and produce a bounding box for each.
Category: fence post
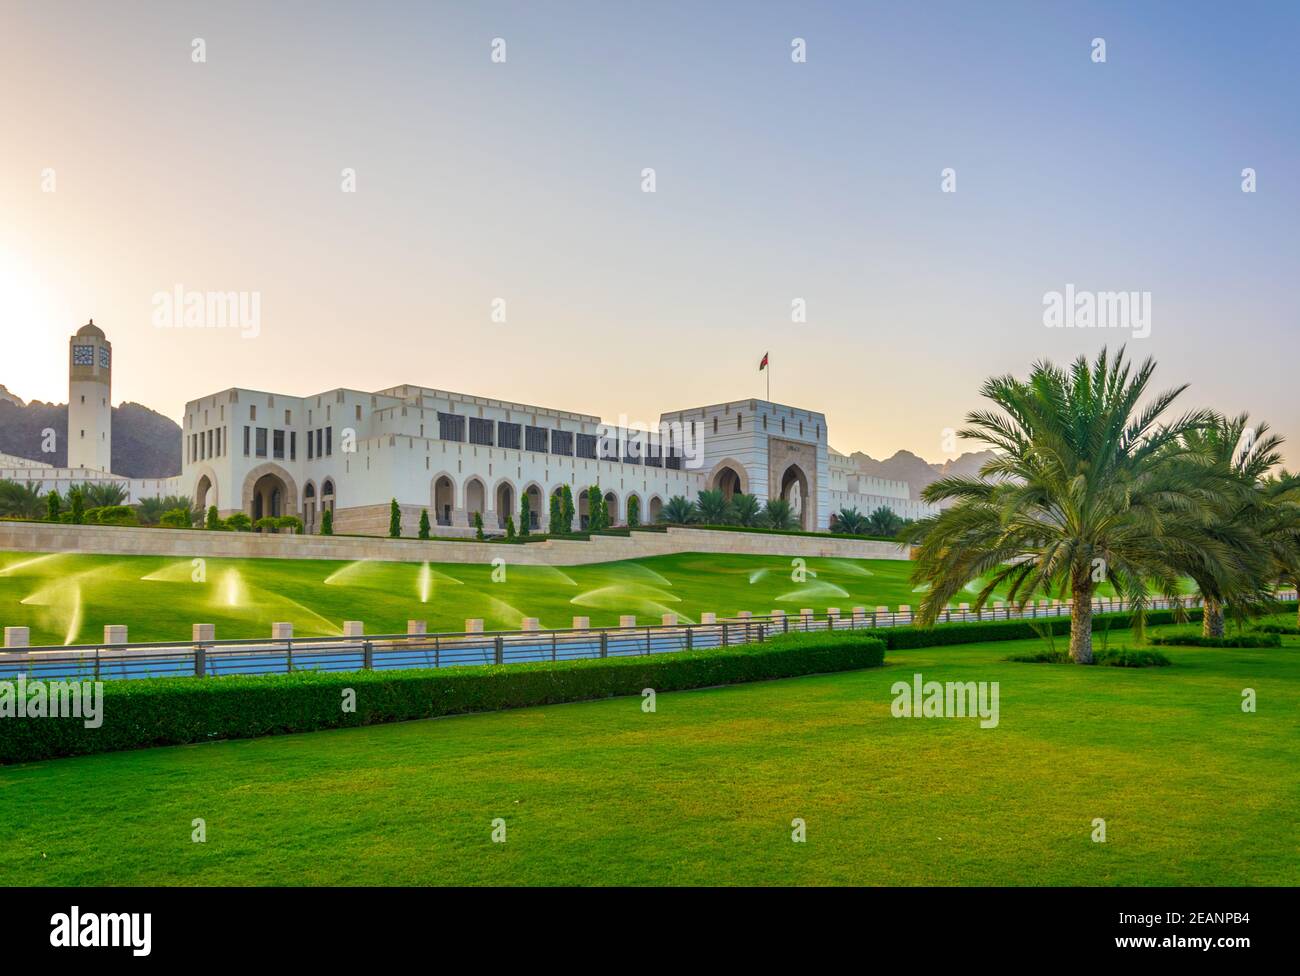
[686,626,694,651]
[599,631,608,658]
[722,622,729,647]
[493,636,504,665]
[363,641,374,670]
[192,623,214,678]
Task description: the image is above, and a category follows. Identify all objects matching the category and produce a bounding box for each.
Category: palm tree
[695,489,732,525]
[905,347,1240,664]
[831,506,868,534]
[1174,414,1284,637]
[761,498,797,530]
[658,495,697,525]
[136,494,196,526]
[731,492,763,527]
[1254,471,1300,628]
[0,480,45,519]
[866,506,904,537]
[80,482,129,508]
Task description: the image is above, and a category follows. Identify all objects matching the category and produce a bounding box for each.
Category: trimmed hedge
[1150,633,1281,649]
[874,607,1203,651]
[1253,623,1300,635]
[0,632,885,764]
[1005,647,1172,668]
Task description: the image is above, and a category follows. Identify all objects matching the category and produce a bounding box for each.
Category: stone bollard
[662,613,677,627]
[619,615,637,629]
[522,618,540,632]
[572,616,590,630]
[343,621,364,638]
[465,618,484,634]
[799,608,814,629]
[407,620,427,636]
[898,605,911,617]
[959,602,970,612]
[193,624,215,642]
[104,625,128,645]
[737,610,753,621]
[271,622,293,639]
[4,626,29,649]
[699,612,717,625]
[875,605,889,616]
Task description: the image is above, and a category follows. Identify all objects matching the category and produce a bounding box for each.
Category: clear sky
[2,0,1296,463]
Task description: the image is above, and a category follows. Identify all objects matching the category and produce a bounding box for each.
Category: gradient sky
[2,0,1296,463]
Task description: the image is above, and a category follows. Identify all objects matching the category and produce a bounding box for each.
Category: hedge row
[0,631,885,764]
[871,607,1204,650]
[1150,633,1281,648]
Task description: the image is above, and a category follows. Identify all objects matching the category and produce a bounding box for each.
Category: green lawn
[0,550,1134,645]
[2,626,1295,886]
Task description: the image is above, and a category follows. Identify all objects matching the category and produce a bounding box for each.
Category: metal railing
[2,593,1293,683]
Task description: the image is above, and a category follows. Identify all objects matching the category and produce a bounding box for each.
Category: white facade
[827,447,935,521]
[181,385,937,537]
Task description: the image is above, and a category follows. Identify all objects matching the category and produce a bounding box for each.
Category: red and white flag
[759,352,769,371]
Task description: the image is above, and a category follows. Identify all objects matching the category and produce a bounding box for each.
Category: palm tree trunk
[1070,583,1094,664]
[1202,598,1225,638]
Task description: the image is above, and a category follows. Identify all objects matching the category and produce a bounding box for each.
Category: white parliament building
[3,322,935,534]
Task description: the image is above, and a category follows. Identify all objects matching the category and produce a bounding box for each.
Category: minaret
[67,319,113,472]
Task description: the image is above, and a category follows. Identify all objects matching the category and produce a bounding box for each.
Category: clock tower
[68,319,113,472]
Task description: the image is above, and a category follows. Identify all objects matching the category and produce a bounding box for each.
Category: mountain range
[848,449,997,501]
[0,388,182,478]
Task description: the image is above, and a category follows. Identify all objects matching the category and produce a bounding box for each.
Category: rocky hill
[0,396,181,478]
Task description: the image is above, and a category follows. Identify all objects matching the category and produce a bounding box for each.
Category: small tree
[320,508,333,535]
[519,494,531,536]
[206,505,221,530]
[474,511,485,541]
[419,509,431,540]
[561,485,575,533]
[588,485,605,531]
[160,507,191,529]
[388,498,402,538]
[46,490,61,522]
[505,515,516,540]
[549,493,563,535]
[226,512,253,532]
[626,495,640,527]
[69,486,85,525]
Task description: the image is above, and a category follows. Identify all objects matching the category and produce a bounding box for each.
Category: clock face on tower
[72,345,93,366]
[99,347,110,368]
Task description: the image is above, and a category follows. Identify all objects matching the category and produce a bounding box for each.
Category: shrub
[1005,647,1172,667]
[320,509,333,536]
[1252,623,1300,635]
[519,495,531,536]
[225,512,253,532]
[0,633,886,763]
[45,490,61,522]
[85,505,139,526]
[389,498,401,538]
[419,509,431,541]
[159,507,191,529]
[276,515,304,535]
[1150,633,1280,648]
[561,485,575,533]
[626,495,639,528]
[206,506,222,530]
[505,515,516,540]
[549,494,563,534]
[69,487,84,525]
[474,512,484,541]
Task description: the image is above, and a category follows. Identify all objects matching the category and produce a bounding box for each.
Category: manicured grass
[2,624,1295,886]
[0,550,1135,645]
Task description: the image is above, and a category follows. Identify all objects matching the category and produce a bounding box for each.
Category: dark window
[255,428,268,458]
[326,427,333,457]
[526,426,549,453]
[576,433,597,459]
[438,412,466,442]
[498,422,522,450]
[308,430,314,460]
[316,429,323,458]
[550,430,573,456]
[645,440,662,467]
[273,430,285,459]
[290,431,297,461]
[469,417,494,446]
[243,426,250,456]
